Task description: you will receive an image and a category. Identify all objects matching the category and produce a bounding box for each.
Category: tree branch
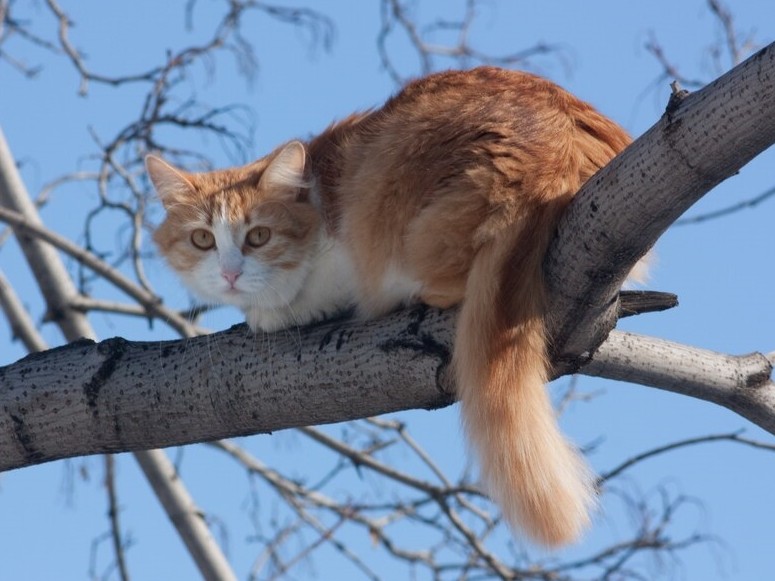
[545,41,775,373]
[586,331,775,431]
[0,204,198,337]
[0,308,454,471]
[104,454,131,581]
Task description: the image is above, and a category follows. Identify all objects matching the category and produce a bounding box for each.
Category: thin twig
[104,454,131,581]
[600,431,775,483]
[674,185,775,225]
[0,205,198,337]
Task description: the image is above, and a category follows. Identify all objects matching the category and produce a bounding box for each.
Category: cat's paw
[244,308,296,333]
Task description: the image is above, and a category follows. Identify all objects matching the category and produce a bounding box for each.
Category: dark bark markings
[83,337,128,413]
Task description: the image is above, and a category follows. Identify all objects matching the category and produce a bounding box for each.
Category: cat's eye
[245,226,271,248]
[191,229,215,250]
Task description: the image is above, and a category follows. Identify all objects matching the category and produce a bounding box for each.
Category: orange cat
[148,67,637,546]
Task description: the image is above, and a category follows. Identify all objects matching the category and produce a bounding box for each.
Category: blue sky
[1,1,774,579]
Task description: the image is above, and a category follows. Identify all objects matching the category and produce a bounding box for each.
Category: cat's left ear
[145,155,196,208]
[259,141,309,198]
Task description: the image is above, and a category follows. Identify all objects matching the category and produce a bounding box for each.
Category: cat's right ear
[145,155,195,208]
[259,141,309,196]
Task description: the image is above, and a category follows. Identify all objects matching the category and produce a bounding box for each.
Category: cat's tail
[455,199,595,547]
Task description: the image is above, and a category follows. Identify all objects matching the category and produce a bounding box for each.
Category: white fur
[212,216,244,277]
[244,234,357,332]
[624,251,654,287]
[354,264,422,318]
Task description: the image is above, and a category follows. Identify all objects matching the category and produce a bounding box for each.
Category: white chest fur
[296,237,358,315]
[244,235,357,332]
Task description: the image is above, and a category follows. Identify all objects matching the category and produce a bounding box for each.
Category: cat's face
[147,142,321,311]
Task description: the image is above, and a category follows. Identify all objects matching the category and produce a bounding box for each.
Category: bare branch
[44,0,165,95]
[552,487,715,580]
[646,0,759,90]
[674,184,775,225]
[644,33,705,89]
[0,0,57,77]
[0,204,199,337]
[377,0,560,84]
[104,454,131,581]
[599,431,775,483]
[584,331,775,432]
[545,42,775,373]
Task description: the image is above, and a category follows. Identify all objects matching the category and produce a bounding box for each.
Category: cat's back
[335,67,629,205]
[376,67,594,130]
[341,67,628,172]
[387,67,559,111]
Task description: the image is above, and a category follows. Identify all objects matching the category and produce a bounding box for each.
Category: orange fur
[148,67,637,545]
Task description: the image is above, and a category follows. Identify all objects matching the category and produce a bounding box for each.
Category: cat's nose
[222,270,242,286]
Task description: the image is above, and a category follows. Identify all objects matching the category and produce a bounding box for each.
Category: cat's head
[147,141,321,312]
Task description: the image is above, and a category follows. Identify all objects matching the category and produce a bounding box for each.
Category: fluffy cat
[148,67,639,546]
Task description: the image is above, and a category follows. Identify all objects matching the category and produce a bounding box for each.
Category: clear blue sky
[1,1,774,579]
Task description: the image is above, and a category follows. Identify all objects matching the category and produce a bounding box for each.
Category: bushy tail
[455,202,595,547]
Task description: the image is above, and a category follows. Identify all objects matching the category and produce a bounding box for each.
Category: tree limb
[586,331,775,431]
[0,308,454,471]
[545,41,775,372]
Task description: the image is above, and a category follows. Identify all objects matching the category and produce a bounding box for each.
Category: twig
[377,0,560,84]
[674,185,775,225]
[599,431,775,483]
[104,454,131,581]
[0,205,198,337]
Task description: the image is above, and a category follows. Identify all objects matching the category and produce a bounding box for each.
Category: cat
[147,66,641,547]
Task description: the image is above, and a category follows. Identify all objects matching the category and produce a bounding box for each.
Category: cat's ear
[145,155,196,207]
[259,141,308,197]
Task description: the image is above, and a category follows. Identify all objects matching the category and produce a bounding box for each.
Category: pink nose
[222,271,241,286]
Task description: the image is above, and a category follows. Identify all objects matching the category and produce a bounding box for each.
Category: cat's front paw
[244,307,296,333]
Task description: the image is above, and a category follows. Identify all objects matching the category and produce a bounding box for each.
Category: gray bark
[0,309,454,471]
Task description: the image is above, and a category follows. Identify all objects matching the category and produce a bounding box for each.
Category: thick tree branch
[0,308,454,471]
[545,41,775,372]
[2,44,775,473]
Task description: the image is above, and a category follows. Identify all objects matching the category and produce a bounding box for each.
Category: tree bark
[0,309,455,470]
[2,43,775,472]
